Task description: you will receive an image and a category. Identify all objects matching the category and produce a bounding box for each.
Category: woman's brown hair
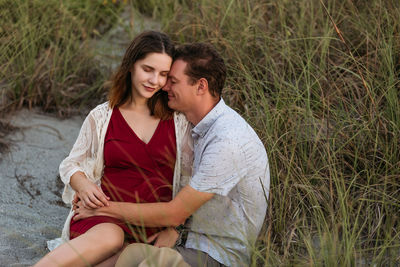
[108,31,174,120]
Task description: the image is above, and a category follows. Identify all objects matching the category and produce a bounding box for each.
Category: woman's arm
[74,185,214,227]
[59,105,110,207]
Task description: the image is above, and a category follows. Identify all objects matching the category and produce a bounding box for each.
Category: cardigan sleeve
[59,111,100,204]
[172,112,193,197]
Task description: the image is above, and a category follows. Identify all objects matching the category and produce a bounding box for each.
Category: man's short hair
[174,43,226,98]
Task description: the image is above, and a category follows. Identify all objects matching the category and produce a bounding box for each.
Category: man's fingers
[72,193,80,204]
[146,232,160,244]
[73,213,80,221]
[154,239,164,248]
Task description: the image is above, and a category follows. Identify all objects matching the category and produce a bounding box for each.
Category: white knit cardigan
[47,102,193,250]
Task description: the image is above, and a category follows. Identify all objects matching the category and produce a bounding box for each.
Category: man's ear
[196,78,209,95]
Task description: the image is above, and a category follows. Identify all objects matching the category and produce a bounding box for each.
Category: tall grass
[2,0,399,265]
[138,0,399,265]
[0,0,122,116]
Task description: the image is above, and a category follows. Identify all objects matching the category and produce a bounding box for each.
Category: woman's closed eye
[143,66,153,72]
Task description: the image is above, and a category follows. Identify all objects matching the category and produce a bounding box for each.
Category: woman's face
[130,52,172,100]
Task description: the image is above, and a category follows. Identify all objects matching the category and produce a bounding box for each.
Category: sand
[0,109,84,266]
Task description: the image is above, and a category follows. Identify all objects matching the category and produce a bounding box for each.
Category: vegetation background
[1,0,399,265]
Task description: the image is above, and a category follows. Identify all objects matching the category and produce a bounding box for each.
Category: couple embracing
[35,31,270,267]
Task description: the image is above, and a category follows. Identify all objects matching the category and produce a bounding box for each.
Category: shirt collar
[192,98,226,138]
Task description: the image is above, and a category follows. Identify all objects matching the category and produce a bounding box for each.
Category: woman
[35,31,193,266]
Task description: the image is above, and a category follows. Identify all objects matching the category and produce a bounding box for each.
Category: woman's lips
[144,86,156,92]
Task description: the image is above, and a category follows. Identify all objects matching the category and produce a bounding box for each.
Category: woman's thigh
[35,223,125,267]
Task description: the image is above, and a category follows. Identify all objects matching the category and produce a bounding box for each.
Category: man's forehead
[171,59,187,72]
[169,59,187,78]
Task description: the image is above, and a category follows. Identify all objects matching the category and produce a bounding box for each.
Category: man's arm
[73,185,214,227]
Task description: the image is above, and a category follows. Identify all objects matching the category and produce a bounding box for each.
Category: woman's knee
[88,223,125,252]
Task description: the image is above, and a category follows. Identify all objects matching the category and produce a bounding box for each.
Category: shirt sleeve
[189,140,245,196]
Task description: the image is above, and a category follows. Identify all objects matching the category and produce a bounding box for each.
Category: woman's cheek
[160,76,168,87]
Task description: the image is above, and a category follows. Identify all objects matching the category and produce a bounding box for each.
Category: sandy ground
[0,109,84,266]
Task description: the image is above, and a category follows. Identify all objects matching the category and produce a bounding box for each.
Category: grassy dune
[0,0,122,116]
[2,0,399,265]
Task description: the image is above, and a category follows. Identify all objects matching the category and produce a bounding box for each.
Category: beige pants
[115,244,190,267]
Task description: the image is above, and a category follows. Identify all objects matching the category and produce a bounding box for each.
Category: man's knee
[116,244,189,267]
[116,244,157,267]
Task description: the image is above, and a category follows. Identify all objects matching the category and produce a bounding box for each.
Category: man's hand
[147,227,179,248]
[72,193,80,210]
[73,200,99,221]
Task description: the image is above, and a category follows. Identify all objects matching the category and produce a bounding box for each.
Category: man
[158,43,270,266]
[77,43,270,266]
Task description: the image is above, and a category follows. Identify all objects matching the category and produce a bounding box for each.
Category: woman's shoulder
[88,102,112,118]
[173,111,188,123]
[90,102,111,114]
[81,102,112,129]
[173,112,192,134]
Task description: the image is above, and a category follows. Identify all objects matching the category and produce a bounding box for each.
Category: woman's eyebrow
[141,64,154,69]
[142,64,170,73]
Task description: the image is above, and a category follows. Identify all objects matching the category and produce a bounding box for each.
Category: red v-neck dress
[70,108,176,242]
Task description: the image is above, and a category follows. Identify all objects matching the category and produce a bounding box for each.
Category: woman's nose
[149,73,160,85]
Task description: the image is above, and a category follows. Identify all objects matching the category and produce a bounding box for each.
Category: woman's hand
[147,227,179,248]
[73,200,99,221]
[70,171,110,209]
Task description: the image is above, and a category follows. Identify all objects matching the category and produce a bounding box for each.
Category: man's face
[163,59,198,113]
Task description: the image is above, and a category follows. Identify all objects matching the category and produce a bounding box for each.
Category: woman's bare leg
[34,223,124,267]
